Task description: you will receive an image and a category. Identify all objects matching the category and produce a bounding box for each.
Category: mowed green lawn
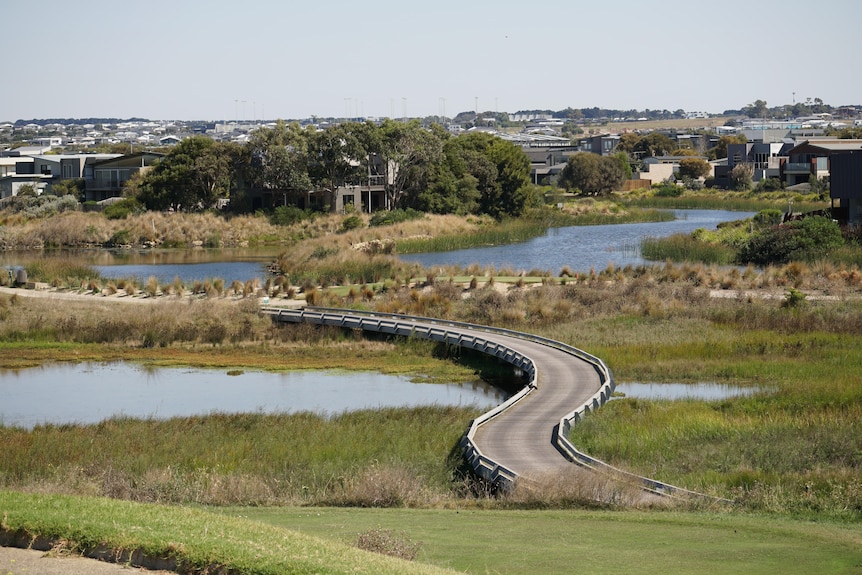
[226,507,862,575]
[4,491,860,574]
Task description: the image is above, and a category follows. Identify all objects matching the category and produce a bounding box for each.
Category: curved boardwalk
[465,331,601,478]
[266,307,608,483]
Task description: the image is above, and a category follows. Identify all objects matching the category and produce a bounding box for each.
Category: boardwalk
[465,331,602,478]
[267,307,609,483]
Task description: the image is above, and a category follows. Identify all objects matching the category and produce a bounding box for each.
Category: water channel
[0,362,508,429]
[0,209,752,284]
[399,209,754,273]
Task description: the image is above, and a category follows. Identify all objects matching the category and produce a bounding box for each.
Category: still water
[614,381,766,401]
[0,363,508,429]
[400,209,754,273]
[0,210,752,283]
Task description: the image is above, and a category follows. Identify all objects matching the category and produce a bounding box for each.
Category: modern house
[0,155,50,199]
[577,133,621,156]
[85,152,163,201]
[780,139,862,187]
[713,141,793,187]
[0,153,120,198]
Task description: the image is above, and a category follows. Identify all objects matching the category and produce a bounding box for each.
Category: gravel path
[0,546,174,575]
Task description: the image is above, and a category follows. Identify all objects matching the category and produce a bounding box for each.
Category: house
[159,135,182,146]
[632,155,710,185]
[577,133,621,156]
[823,148,862,225]
[27,154,120,181]
[713,141,792,187]
[85,152,164,201]
[0,171,51,199]
[522,147,578,186]
[780,139,862,186]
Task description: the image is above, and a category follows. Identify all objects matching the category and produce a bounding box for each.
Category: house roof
[789,139,862,154]
[91,152,164,169]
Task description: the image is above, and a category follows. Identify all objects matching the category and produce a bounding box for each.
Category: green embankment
[0,491,458,575]
[3,491,860,575]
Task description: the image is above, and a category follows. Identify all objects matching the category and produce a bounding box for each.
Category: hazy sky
[2,0,860,121]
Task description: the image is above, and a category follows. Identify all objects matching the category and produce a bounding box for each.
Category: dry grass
[0,211,291,249]
[503,469,676,510]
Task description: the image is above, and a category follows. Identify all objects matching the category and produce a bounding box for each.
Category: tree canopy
[137,136,238,212]
[134,121,536,219]
[558,153,626,195]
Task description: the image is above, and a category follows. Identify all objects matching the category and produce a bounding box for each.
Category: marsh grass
[22,259,101,288]
[641,234,736,264]
[393,207,674,255]
[622,193,827,213]
[0,407,479,507]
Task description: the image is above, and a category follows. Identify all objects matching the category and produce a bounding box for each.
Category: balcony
[784,162,812,174]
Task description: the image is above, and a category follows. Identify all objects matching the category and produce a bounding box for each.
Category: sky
[2,0,861,122]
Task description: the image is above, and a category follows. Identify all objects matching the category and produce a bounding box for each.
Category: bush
[754,178,785,193]
[269,205,314,226]
[654,183,683,197]
[339,214,363,233]
[369,208,424,227]
[752,209,784,228]
[108,229,132,247]
[103,198,144,220]
[738,216,845,265]
[4,194,80,218]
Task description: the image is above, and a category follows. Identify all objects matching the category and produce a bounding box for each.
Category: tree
[633,132,675,158]
[559,153,625,195]
[138,136,235,212]
[743,99,769,118]
[708,134,748,160]
[616,133,643,155]
[408,132,533,218]
[678,157,711,180]
[16,183,37,197]
[728,163,753,191]
[377,119,444,210]
[485,135,535,217]
[307,123,364,212]
[246,120,311,198]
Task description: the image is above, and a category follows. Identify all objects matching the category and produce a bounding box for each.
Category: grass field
[2,491,860,575]
[235,506,862,575]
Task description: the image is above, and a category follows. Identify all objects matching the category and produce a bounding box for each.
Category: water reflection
[613,381,765,401]
[0,362,508,429]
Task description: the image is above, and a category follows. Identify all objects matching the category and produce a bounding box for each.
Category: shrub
[753,209,784,228]
[269,205,313,226]
[339,214,363,233]
[355,529,421,561]
[754,178,785,193]
[108,229,132,247]
[654,183,683,197]
[369,208,424,227]
[738,216,845,265]
[103,198,144,220]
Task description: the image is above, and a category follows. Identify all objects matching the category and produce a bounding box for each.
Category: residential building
[85,152,163,201]
[577,133,621,156]
[829,149,862,225]
[781,139,862,186]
